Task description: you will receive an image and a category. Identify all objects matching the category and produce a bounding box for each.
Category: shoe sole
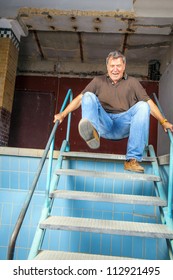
[124,166,144,173]
[78,119,100,149]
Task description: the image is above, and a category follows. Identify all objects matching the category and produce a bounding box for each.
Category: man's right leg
[79,92,113,149]
[78,92,100,149]
[78,118,100,149]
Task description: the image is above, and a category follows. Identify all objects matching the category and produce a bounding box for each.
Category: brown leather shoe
[78,119,100,149]
[124,159,144,173]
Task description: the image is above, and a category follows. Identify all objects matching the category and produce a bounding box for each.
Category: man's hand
[162,121,173,133]
[53,112,65,124]
[53,93,83,124]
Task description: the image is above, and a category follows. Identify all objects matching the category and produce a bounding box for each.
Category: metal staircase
[7,89,173,260]
[31,147,173,260]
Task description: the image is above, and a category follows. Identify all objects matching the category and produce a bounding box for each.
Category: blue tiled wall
[0,153,170,260]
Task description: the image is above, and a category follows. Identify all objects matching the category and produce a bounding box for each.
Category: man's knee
[136,101,150,115]
[82,92,96,104]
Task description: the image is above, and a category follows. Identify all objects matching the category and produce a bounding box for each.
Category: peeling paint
[70,16,77,22]
[19,13,29,18]
[94,17,101,24]
[26,24,33,29]
[18,8,172,36]
[47,14,53,20]
[72,26,78,32]
[49,26,55,30]
[94,27,100,32]
[18,7,135,19]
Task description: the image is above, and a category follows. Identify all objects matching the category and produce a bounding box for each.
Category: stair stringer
[29,145,173,260]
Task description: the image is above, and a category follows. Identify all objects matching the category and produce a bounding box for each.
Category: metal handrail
[153,92,173,219]
[45,90,73,194]
[7,89,73,260]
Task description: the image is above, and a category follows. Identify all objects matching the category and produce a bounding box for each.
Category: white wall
[157,41,173,156]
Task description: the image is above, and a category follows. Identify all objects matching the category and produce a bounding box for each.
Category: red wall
[9,76,158,154]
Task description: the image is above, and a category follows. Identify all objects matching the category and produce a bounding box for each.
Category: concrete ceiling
[0,0,173,78]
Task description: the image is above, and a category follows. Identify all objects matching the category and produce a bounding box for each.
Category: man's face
[107,57,126,83]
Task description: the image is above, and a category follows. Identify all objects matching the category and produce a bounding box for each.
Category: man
[54,51,173,172]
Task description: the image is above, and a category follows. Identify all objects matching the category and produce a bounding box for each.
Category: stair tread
[61,151,155,162]
[40,216,173,239]
[34,250,135,260]
[51,190,167,206]
[56,169,160,182]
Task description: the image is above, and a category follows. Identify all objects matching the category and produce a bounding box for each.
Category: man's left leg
[124,101,150,172]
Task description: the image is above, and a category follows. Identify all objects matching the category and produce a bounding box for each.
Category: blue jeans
[81,92,150,161]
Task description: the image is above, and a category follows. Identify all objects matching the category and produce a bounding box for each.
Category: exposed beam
[33,30,45,59]
[78,32,84,63]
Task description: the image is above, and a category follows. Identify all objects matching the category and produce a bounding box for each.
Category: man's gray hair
[106,51,126,65]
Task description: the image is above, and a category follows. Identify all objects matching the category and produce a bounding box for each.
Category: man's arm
[147,99,173,132]
[53,93,83,123]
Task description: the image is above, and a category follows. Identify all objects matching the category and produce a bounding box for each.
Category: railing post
[7,89,73,260]
[152,92,173,220]
[168,142,173,218]
[28,140,68,259]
